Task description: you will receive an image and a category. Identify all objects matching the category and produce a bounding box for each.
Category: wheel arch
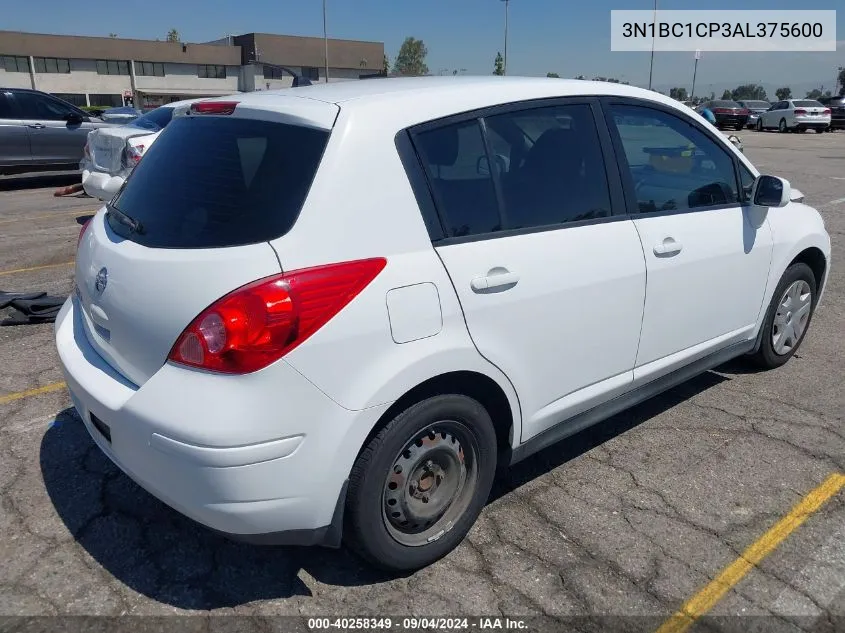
[355,370,519,467]
[789,246,828,297]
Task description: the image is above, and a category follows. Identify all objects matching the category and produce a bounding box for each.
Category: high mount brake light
[190,101,239,115]
[168,258,387,374]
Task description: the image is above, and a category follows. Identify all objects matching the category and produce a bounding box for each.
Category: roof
[201,75,696,134]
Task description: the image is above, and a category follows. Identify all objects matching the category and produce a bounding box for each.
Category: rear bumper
[54,296,386,545]
[793,117,831,129]
[81,169,126,202]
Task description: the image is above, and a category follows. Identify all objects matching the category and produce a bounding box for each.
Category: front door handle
[653,238,683,256]
[471,269,520,292]
[26,123,46,129]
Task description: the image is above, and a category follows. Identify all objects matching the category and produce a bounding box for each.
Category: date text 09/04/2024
[307,618,529,630]
[622,22,824,39]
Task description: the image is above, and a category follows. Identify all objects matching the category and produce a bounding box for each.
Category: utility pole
[648,0,657,90]
[323,0,329,82]
[691,50,701,101]
[501,0,509,76]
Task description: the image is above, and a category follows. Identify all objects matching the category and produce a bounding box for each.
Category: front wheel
[344,394,498,571]
[779,118,788,133]
[757,119,764,131]
[748,263,817,369]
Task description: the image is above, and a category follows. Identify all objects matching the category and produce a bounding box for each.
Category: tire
[779,119,788,133]
[735,124,744,131]
[757,119,764,132]
[748,263,817,369]
[344,394,498,571]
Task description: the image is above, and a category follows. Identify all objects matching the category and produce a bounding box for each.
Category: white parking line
[827,197,845,206]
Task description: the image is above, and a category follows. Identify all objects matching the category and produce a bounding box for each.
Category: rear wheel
[345,394,498,571]
[748,263,817,369]
[735,124,744,131]
[779,118,788,133]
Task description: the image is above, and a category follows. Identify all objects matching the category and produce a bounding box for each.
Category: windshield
[128,106,175,132]
[794,100,823,108]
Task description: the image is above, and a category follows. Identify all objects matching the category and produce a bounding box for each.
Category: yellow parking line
[0,209,96,225]
[0,381,67,405]
[0,261,74,276]
[655,472,845,633]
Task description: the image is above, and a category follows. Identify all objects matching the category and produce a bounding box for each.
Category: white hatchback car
[56,77,831,571]
[757,99,832,133]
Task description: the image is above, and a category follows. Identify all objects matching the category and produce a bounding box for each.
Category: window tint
[793,100,823,108]
[109,116,330,249]
[414,103,612,238]
[414,119,501,237]
[15,92,77,121]
[610,104,739,213]
[739,164,755,202]
[0,93,12,118]
[484,104,612,228]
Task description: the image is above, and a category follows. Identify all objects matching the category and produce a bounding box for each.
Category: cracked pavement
[0,134,843,631]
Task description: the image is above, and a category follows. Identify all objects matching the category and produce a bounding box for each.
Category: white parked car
[757,99,832,133]
[56,77,831,571]
[80,99,202,201]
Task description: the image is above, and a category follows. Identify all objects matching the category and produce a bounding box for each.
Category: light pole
[323,0,329,83]
[690,50,700,101]
[500,0,509,76]
[647,0,657,90]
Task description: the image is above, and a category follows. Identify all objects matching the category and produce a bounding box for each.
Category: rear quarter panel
[268,105,523,442]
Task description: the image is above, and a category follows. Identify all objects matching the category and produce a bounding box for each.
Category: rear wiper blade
[107,205,145,234]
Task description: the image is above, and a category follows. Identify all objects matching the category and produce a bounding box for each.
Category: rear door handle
[653,238,683,256]
[26,123,46,129]
[471,270,520,292]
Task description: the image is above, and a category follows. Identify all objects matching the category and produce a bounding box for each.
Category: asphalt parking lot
[1,131,843,632]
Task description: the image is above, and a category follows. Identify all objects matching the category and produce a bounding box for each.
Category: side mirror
[752,175,791,207]
[65,112,84,125]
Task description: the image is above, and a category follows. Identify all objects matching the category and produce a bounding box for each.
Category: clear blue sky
[4,0,844,95]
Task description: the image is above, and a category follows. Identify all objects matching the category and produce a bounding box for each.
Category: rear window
[128,106,173,132]
[742,101,770,109]
[109,115,329,248]
[712,100,740,108]
[794,100,823,107]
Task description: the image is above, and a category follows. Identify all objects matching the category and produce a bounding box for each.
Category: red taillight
[738,108,750,115]
[190,101,239,115]
[125,142,145,166]
[823,108,831,115]
[794,109,807,115]
[77,218,92,250]
[168,258,387,374]
[712,108,730,114]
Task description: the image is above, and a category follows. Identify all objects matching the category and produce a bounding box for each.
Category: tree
[669,87,688,101]
[838,67,845,96]
[393,37,429,76]
[730,84,767,101]
[166,29,180,42]
[493,52,504,76]
[805,88,823,100]
[709,92,715,101]
[721,89,732,100]
[546,72,560,78]
[382,54,390,75]
[775,86,792,100]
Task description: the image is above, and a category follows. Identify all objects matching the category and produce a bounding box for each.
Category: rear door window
[109,115,329,248]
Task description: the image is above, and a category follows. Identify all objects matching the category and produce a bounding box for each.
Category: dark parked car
[697,100,750,130]
[0,87,114,176]
[737,100,771,129]
[818,95,845,130]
